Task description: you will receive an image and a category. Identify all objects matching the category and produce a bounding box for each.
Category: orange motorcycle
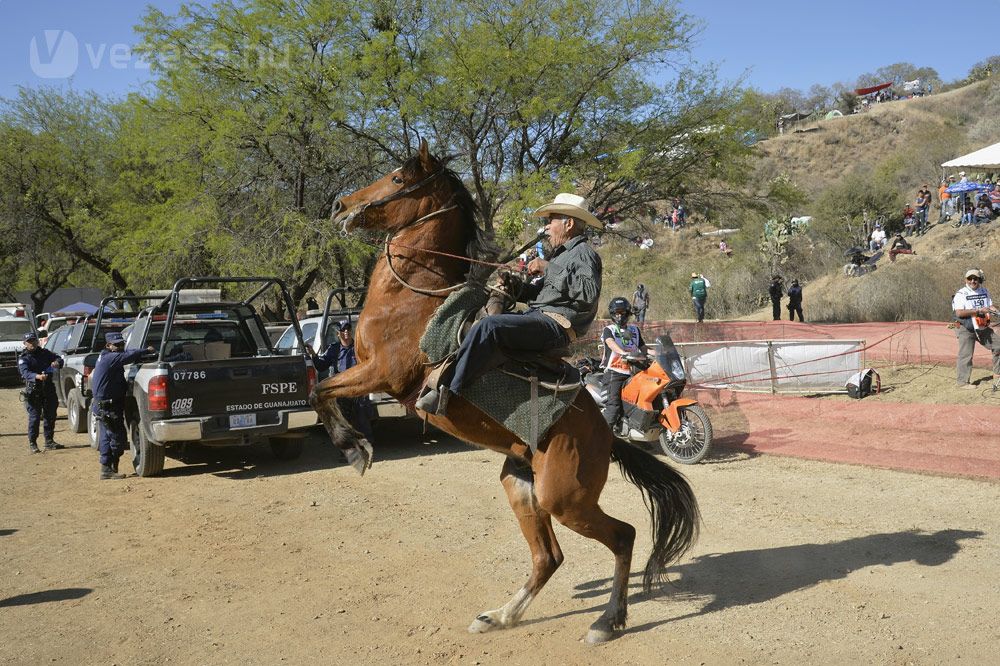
[583,332,714,464]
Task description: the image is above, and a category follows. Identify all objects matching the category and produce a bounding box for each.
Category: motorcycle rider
[599,297,645,431]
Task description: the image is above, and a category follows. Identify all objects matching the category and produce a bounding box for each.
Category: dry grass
[752,79,1000,197]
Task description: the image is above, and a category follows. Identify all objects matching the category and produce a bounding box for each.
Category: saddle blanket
[419,286,581,450]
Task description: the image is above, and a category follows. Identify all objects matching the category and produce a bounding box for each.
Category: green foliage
[964,56,1000,85]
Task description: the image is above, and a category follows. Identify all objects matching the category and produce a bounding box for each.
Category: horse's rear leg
[535,439,636,644]
[468,458,563,634]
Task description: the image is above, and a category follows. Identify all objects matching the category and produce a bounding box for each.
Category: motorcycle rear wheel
[658,404,713,464]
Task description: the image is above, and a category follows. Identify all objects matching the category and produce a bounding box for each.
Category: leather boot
[415,386,450,416]
[44,440,65,450]
[29,442,40,454]
[100,464,125,480]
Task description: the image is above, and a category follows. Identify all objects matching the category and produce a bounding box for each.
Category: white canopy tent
[941,141,1000,171]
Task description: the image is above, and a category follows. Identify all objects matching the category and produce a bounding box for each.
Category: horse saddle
[419,287,583,452]
[495,349,581,389]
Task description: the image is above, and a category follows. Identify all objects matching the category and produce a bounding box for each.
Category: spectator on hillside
[869,224,887,251]
[939,179,951,220]
[639,235,654,250]
[670,199,686,232]
[719,239,732,257]
[974,202,993,225]
[916,186,931,233]
[902,204,916,237]
[768,275,784,321]
[631,284,650,325]
[786,280,804,321]
[888,235,916,262]
[689,272,708,323]
[952,268,1000,389]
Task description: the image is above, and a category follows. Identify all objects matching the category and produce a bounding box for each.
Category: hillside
[600,77,1000,324]
[752,78,1000,197]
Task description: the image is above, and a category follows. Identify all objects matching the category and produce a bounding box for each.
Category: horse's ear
[417,138,433,171]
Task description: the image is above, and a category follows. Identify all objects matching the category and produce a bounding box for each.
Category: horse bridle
[349,165,468,296]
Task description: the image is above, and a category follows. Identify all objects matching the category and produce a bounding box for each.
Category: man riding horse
[415,192,604,415]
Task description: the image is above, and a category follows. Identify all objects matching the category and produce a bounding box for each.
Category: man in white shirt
[869,224,887,252]
[952,268,1000,388]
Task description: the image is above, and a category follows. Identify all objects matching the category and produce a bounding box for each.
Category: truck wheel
[130,421,165,477]
[67,390,87,433]
[269,437,304,461]
[87,409,99,449]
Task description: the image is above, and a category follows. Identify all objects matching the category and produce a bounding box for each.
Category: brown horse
[313,140,699,643]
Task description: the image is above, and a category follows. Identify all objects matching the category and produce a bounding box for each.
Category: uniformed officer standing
[18,332,64,453]
[89,332,150,480]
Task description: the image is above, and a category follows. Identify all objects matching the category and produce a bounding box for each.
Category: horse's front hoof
[468,613,502,634]
[343,439,373,475]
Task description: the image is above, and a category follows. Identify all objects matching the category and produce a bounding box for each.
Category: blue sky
[675,0,997,92]
[0,0,995,98]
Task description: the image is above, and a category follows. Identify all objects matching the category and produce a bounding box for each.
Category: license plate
[229,413,257,429]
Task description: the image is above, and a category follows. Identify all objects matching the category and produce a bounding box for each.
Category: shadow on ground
[153,416,466,480]
[540,528,983,634]
[0,588,92,607]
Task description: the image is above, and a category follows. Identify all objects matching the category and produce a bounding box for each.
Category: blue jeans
[693,297,706,322]
[448,310,569,392]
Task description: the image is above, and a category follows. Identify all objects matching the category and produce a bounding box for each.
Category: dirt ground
[2,383,999,666]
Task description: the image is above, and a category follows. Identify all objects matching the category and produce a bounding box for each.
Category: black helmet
[608,297,631,326]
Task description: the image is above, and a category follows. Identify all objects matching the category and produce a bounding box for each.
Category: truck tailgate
[166,357,310,419]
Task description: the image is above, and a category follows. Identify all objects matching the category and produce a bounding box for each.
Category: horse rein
[350,163,521,297]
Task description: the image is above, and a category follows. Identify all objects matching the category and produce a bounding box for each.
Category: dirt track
[2,385,999,665]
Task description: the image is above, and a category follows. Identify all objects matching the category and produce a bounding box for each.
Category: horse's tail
[611,438,700,592]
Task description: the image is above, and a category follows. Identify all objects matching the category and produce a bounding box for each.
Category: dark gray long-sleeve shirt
[523,234,602,335]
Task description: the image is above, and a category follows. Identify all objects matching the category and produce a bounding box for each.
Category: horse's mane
[400,154,499,285]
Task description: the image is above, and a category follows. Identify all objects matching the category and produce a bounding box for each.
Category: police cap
[22,332,38,342]
[105,332,125,344]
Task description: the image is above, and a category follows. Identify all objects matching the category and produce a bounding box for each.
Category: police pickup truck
[122,277,317,477]
[0,304,36,385]
[0,303,35,384]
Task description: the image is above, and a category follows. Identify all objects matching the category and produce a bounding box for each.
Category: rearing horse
[314,140,699,643]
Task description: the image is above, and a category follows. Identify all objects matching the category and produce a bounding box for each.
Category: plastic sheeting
[677,339,862,393]
[633,320,992,368]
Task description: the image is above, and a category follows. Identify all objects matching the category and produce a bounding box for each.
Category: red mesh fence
[696,388,1000,480]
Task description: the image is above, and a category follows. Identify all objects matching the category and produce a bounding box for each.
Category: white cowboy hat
[533,193,603,228]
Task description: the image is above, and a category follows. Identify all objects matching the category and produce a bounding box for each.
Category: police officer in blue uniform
[89,331,151,480]
[315,321,374,441]
[18,331,64,453]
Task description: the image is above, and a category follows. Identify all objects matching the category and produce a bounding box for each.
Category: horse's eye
[392,175,404,185]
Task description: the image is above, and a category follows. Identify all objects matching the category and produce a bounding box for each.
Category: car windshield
[0,320,33,342]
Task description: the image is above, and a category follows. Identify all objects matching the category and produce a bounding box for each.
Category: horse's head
[331,139,447,234]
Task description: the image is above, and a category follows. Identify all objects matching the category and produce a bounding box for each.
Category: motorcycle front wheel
[658,404,713,464]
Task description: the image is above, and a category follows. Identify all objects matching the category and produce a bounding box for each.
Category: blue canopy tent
[944,181,986,194]
[54,301,99,315]
[945,181,990,222]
